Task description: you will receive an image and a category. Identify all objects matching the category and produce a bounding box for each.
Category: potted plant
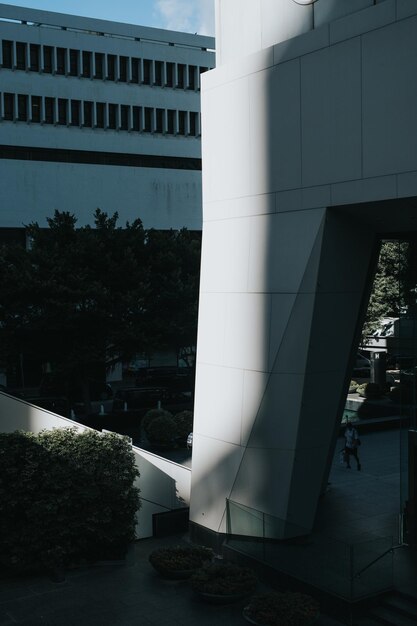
[149,545,213,580]
[243,591,319,626]
[190,561,257,604]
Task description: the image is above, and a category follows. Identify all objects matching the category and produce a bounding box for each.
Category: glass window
[178,110,186,135]
[154,61,162,86]
[29,44,39,71]
[143,107,152,132]
[17,94,28,121]
[188,65,196,90]
[43,46,53,73]
[96,102,105,128]
[2,40,12,68]
[108,103,117,129]
[56,48,66,75]
[177,64,185,89]
[143,59,151,85]
[58,99,67,125]
[69,49,79,76]
[155,108,163,133]
[70,100,80,126]
[166,62,174,87]
[131,58,139,83]
[44,97,54,124]
[83,101,93,127]
[132,106,140,131]
[120,105,129,130]
[82,51,91,78]
[16,42,26,70]
[189,111,197,136]
[119,56,127,82]
[3,93,14,120]
[94,52,104,79]
[167,109,175,134]
[107,54,116,81]
[31,95,41,123]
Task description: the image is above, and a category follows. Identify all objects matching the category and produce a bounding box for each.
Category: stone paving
[1,426,415,625]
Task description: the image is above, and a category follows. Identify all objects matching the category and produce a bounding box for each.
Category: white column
[162,61,167,87]
[173,63,178,88]
[103,54,108,80]
[174,109,179,135]
[65,48,70,75]
[13,93,18,121]
[140,106,145,131]
[12,41,17,69]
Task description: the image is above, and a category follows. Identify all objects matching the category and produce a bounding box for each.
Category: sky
[3,0,215,36]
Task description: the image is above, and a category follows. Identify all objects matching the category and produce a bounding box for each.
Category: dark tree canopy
[0,210,201,398]
[363,240,417,340]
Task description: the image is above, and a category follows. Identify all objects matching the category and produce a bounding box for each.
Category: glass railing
[226,499,394,602]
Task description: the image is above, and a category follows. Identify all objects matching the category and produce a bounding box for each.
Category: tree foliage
[0,210,201,394]
[363,240,417,339]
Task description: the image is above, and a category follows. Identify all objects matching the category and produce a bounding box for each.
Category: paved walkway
[1,427,415,625]
[0,535,340,626]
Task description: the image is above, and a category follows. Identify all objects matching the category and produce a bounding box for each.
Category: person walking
[344,420,361,471]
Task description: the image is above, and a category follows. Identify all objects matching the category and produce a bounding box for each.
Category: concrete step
[368,604,417,626]
[381,592,417,622]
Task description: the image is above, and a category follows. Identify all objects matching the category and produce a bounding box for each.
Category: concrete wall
[191,0,417,538]
[0,391,191,539]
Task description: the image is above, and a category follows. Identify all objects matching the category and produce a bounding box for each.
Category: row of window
[0,92,200,135]
[1,39,211,89]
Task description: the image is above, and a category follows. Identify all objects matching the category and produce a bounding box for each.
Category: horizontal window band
[0,144,202,170]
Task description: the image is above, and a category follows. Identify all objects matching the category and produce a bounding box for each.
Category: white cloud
[155,0,214,36]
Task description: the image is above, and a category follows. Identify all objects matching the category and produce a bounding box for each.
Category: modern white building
[0,3,214,235]
[191,0,417,548]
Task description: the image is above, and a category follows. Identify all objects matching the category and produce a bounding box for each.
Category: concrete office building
[0,3,214,234]
[190,0,417,545]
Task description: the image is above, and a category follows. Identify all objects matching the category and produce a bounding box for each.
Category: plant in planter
[349,380,359,394]
[357,382,382,399]
[243,591,319,626]
[145,413,177,447]
[191,561,257,603]
[149,545,213,579]
[173,410,193,445]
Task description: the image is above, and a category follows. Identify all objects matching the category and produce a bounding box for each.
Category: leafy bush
[0,428,140,573]
[145,414,176,446]
[143,408,173,435]
[149,545,213,576]
[349,380,359,393]
[244,591,319,626]
[191,562,257,596]
[173,410,193,442]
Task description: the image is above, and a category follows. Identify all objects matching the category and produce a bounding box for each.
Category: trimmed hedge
[173,410,193,442]
[0,428,140,573]
[143,408,173,435]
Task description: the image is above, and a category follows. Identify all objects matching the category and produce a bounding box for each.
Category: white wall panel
[301,38,362,187]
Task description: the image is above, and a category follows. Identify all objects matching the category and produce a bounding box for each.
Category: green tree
[0,210,200,409]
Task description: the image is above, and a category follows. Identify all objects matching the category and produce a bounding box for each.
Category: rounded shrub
[173,410,193,442]
[145,414,176,446]
[143,408,173,435]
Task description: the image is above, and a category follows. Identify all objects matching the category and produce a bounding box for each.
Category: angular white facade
[0,3,214,230]
[191,0,417,539]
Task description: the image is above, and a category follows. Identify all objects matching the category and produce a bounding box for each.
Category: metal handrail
[352,543,403,580]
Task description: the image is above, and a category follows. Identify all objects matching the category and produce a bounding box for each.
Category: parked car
[187,432,193,449]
